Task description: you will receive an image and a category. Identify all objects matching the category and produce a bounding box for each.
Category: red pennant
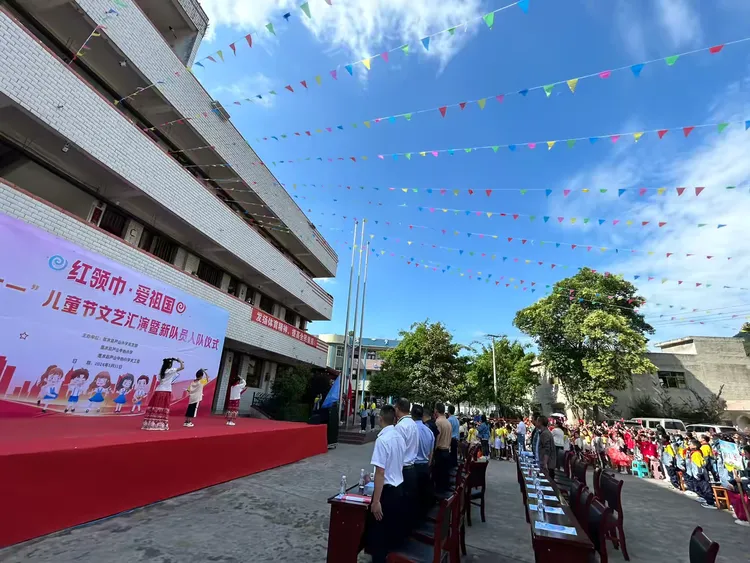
[696,283,702,287]
[683,126,694,137]
[678,281,683,285]
[245,34,253,47]
[350,157,356,162]
[641,221,649,226]
[507,238,513,242]
[513,214,519,220]
[639,188,647,196]
[557,217,564,223]
[229,43,237,55]
[551,264,556,269]
[571,245,577,250]
[563,189,571,197]
[707,256,713,259]
[381,51,389,63]
[695,187,704,196]
[468,189,474,195]
[285,85,294,92]
[300,80,308,89]
[656,129,668,139]
[676,187,686,196]
[587,246,592,252]
[305,131,311,136]
[506,284,510,287]
[485,189,492,197]
[496,95,505,103]
[495,281,500,285]
[459,102,467,110]
[531,282,536,286]
[709,44,724,54]
[439,106,447,117]
[520,280,524,284]
[666,253,673,258]
[658,222,666,227]
[294,132,300,136]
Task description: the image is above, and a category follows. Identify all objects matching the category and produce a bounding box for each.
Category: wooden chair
[593,467,603,500]
[689,526,720,563]
[415,483,464,563]
[711,486,730,510]
[586,498,617,563]
[599,474,629,561]
[573,458,589,486]
[389,493,454,563]
[569,480,587,521]
[465,461,488,526]
[575,487,594,533]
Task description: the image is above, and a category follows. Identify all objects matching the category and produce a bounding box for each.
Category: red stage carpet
[0,413,327,547]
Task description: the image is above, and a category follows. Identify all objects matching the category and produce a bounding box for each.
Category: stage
[0,413,328,548]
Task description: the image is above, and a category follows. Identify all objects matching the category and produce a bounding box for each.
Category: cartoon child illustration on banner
[131,375,151,413]
[36,365,64,413]
[65,368,89,413]
[113,374,135,413]
[85,371,112,414]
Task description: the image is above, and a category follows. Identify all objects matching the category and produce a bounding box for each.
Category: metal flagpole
[337,220,358,426]
[353,241,371,421]
[346,219,366,427]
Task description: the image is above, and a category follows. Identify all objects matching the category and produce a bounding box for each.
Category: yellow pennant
[626,220,633,226]
[315,75,322,85]
[570,217,577,224]
[362,58,371,70]
[547,141,556,150]
[364,121,371,128]
[420,151,426,157]
[567,78,578,93]
[442,209,448,212]
[454,231,459,235]
[633,132,644,142]
[657,187,666,195]
[582,188,589,193]
[407,241,412,245]
[486,212,493,218]
[453,190,459,196]
[401,188,408,192]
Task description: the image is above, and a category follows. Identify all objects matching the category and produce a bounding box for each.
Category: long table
[326,485,371,563]
[516,455,594,563]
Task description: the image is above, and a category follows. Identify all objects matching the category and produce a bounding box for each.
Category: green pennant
[492,146,499,152]
[529,215,536,221]
[483,12,495,29]
[583,218,590,224]
[567,139,576,148]
[401,44,409,55]
[520,189,527,195]
[464,148,472,153]
[600,189,607,193]
[405,153,411,160]
[697,223,707,227]
[726,186,736,189]
[448,27,456,35]
[665,55,679,66]
[269,90,277,95]
[300,2,311,18]
[404,113,412,121]
[351,123,358,128]
[266,22,276,35]
[543,84,555,97]
[717,122,729,133]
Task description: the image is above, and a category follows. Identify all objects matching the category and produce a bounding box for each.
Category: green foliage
[466,337,538,412]
[272,364,312,405]
[514,268,656,416]
[370,320,466,403]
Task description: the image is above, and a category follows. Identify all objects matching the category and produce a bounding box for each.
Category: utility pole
[486,334,505,414]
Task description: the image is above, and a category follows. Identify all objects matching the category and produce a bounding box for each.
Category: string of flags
[191,0,337,69]
[332,236,745,292]
[269,117,750,166]
[285,182,746,198]
[254,36,750,141]
[68,2,127,64]
[285,191,727,230]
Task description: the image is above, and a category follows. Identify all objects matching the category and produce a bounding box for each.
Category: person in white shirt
[516,419,527,453]
[394,398,419,533]
[183,369,209,427]
[368,405,406,563]
[226,377,246,426]
[551,420,565,469]
[141,358,184,431]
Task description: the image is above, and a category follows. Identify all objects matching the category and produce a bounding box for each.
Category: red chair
[574,487,594,533]
[388,493,454,563]
[689,526,720,563]
[586,498,617,563]
[465,461,488,526]
[599,473,629,560]
[418,483,465,563]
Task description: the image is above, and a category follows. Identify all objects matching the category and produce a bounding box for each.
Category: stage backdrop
[0,212,230,417]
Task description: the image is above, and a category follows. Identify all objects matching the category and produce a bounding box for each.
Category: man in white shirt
[412,403,435,519]
[368,405,405,563]
[517,419,527,453]
[394,398,418,533]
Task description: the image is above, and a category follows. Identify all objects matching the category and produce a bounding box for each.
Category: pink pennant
[538,262,543,265]
[440,189,446,195]
[678,281,683,285]
[528,143,537,149]
[513,214,519,220]
[378,155,384,160]
[429,207,435,212]
[610,135,620,143]
[696,283,702,287]
[431,151,438,157]
[496,95,505,103]
[612,219,620,225]
[486,189,492,197]
[439,106,447,117]
[330,69,338,80]
[381,51,389,63]
[557,217,564,223]
[695,187,705,196]
[639,188,647,196]
[468,189,474,195]
[666,253,673,258]
[563,189,571,197]
[326,127,332,132]
[599,70,611,79]
[587,246,592,252]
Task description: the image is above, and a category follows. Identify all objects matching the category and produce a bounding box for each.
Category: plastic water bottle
[339,474,347,495]
[358,469,366,494]
[537,494,546,521]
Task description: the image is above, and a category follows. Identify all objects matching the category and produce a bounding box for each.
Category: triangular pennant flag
[665,55,680,66]
[283,12,291,21]
[567,139,576,148]
[381,52,389,63]
[709,44,724,54]
[618,188,626,197]
[404,113,412,121]
[361,58,371,70]
[477,98,487,109]
[518,0,530,13]
[630,63,644,77]
[717,122,729,133]
[448,27,456,35]
[547,141,556,150]
[229,43,237,55]
[543,84,555,97]
[401,44,409,55]
[683,126,694,137]
[566,78,579,93]
[492,146,499,153]
[421,37,430,51]
[266,23,275,35]
[301,80,308,89]
[300,2,311,18]
[207,55,216,63]
[285,85,294,92]
[217,50,224,62]
[330,69,338,80]
[695,187,705,196]
[364,121,371,128]
[439,106,447,117]
[345,64,353,75]
[599,70,611,79]
[483,12,495,28]
[519,89,529,96]
[633,132,644,142]
[315,75,322,85]
[245,34,253,48]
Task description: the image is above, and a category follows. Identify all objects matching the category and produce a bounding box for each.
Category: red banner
[251,308,320,348]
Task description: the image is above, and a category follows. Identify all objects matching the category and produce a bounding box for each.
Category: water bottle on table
[358,468,366,494]
[339,474,347,495]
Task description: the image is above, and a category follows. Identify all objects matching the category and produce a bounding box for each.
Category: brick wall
[0,9,331,319]
[0,180,327,367]
[74,0,338,275]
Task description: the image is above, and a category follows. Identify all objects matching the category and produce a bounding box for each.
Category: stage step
[337,429,378,445]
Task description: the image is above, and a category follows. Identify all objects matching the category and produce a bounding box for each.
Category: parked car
[603,419,644,429]
[685,423,737,436]
[626,417,687,434]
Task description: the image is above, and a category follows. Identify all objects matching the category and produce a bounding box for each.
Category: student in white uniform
[394,397,419,533]
[368,405,406,563]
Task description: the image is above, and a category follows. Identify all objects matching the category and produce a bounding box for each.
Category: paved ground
[2,445,748,562]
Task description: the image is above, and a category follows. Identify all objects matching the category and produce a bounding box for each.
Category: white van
[626,418,686,434]
[685,423,736,436]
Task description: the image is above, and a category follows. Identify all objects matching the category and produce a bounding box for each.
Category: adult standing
[367,405,406,563]
[535,416,557,477]
[394,398,419,533]
[412,403,435,519]
[448,405,460,467]
[141,358,184,431]
[360,404,370,433]
[516,418,527,453]
[370,401,378,430]
[478,415,491,457]
[433,403,452,493]
[551,420,565,469]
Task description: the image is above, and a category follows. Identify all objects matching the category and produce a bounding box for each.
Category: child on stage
[225,376,246,426]
[141,358,184,431]
[184,369,209,427]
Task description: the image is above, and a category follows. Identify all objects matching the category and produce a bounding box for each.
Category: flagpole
[353,241,371,421]
[346,219,366,428]
[337,220,358,426]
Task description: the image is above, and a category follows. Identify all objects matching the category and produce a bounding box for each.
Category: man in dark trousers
[535,415,556,478]
[448,404,460,468]
[412,403,435,519]
[433,402,453,493]
[367,405,406,563]
[394,398,418,533]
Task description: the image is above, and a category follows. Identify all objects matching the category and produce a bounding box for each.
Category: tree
[513,268,656,418]
[370,320,465,404]
[466,337,538,415]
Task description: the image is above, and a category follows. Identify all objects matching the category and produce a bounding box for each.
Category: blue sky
[194,0,750,347]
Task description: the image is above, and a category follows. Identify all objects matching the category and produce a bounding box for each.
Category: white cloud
[315,277,338,285]
[197,0,486,69]
[655,0,703,48]
[208,73,275,107]
[554,80,750,342]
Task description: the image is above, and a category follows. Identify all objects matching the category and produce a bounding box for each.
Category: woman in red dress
[141,358,184,431]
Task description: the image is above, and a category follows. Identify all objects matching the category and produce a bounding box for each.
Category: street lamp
[486,334,506,412]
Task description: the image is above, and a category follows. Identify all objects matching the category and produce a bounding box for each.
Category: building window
[244,356,262,389]
[259,293,274,315]
[245,287,255,304]
[336,346,344,358]
[658,371,687,389]
[98,206,127,238]
[299,318,308,331]
[149,235,178,264]
[366,351,376,360]
[227,277,237,296]
[284,308,297,326]
[195,260,223,288]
